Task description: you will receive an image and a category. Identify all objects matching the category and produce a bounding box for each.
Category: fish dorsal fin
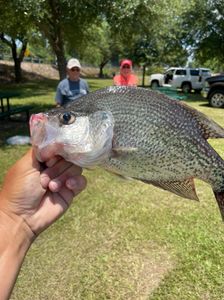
[181,102,224,139]
[141,178,199,201]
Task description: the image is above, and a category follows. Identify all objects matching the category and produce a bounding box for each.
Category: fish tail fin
[213,191,224,221]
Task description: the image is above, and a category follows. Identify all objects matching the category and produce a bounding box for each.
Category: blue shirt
[55,78,89,106]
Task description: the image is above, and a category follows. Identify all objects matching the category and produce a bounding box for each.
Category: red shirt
[113,74,138,86]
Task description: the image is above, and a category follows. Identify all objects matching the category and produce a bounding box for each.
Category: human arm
[133,74,139,86]
[113,74,120,86]
[0,149,86,299]
[86,81,90,93]
[55,82,64,107]
[79,79,90,95]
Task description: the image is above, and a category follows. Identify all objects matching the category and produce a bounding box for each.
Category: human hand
[0,148,86,237]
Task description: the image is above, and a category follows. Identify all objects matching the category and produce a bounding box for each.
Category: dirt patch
[0,60,100,83]
[0,60,59,82]
[101,242,175,299]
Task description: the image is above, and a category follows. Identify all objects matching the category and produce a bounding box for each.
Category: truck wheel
[181,83,191,93]
[151,81,159,89]
[209,90,224,108]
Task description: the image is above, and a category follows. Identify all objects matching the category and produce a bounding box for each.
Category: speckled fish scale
[31,86,224,220]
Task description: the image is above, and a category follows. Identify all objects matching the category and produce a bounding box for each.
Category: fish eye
[59,112,76,125]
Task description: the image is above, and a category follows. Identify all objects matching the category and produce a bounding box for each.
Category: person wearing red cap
[113,59,138,87]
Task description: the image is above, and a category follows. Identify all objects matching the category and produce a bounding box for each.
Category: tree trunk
[99,65,104,78]
[49,32,66,80]
[14,59,22,83]
[47,0,67,81]
[11,40,21,83]
[142,65,146,87]
[11,38,27,83]
[98,60,109,78]
[54,48,67,80]
[0,34,27,83]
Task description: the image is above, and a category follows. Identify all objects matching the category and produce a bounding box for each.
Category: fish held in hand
[30,86,224,220]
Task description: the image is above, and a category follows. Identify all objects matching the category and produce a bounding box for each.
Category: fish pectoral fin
[141,178,199,201]
[112,147,138,157]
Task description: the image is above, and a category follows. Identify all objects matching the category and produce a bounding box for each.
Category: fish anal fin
[141,178,199,201]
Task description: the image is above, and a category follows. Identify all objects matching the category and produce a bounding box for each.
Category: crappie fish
[30,86,224,220]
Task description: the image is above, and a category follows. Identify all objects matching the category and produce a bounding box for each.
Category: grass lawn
[0,80,224,300]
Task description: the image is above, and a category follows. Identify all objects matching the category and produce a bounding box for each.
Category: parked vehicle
[202,74,224,108]
[149,67,211,93]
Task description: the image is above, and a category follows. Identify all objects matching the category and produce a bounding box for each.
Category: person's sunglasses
[122,65,130,69]
[70,67,80,72]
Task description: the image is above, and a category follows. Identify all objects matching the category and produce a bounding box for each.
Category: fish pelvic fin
[213,191,224,221]
[141,178,199,201]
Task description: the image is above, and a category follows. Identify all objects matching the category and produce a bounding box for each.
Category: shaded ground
[0,60,59,82]
[0,60,100,83]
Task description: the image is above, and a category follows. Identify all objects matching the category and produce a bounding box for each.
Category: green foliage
[70,21,111,66]
[0,0,31,39]
[181,0,224,71]
[106,0,190,67]
[1,0,224,76]
[26,32,54,62]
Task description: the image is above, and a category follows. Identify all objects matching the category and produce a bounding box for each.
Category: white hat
[67,58,81,69]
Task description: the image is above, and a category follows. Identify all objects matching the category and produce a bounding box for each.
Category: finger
[40,160,81,189]
[66,175,87,192]
[57,176,86,207]
[57,186,75,208]
[48,174,86,193]
[31,192,74,235]
[46,165,83,191]
[48,176,86,210]
[45,156,62,168]
[48,179,62,192]
[39,156,63,184]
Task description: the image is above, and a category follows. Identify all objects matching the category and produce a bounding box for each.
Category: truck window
[190,69,200,76]
[175,69,186,75]
[201,69,211,77]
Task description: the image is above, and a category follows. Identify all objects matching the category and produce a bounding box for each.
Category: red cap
[120,59,132,68]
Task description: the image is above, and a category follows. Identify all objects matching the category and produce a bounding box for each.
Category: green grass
[1,81,224,299]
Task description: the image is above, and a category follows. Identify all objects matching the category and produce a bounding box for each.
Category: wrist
[0,209,35,253]
[0,210,35,299]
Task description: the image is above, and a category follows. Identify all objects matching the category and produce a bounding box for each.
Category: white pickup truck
[149,67,211,93]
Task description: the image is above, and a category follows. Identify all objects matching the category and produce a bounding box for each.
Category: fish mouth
[30,113,58,161]
[30,113,47,129]
[30,113,48,145]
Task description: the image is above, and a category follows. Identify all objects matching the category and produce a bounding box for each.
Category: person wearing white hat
[55,58,89,107]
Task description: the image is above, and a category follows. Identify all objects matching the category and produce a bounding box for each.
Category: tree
[105,0,189,84]
[76,21,121,78]
[15,0,112,80]
[26,32,54,63]
[0,1,31,82]
[181,0,224,72]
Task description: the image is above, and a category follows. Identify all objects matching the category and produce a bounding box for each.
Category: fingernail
[66,178,77,189]
[40,174,50,189]
[50,179,61,191]
[67,176,86,191]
